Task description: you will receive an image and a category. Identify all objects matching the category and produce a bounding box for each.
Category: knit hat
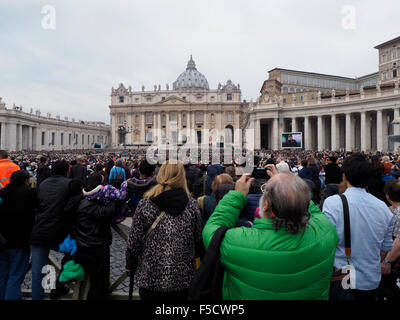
[59,260,85,283]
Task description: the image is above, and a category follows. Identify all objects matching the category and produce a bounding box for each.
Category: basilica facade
[109,56,247,148]
[110,36,400,153]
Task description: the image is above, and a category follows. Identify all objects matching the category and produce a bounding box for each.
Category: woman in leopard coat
[126,161,203,300]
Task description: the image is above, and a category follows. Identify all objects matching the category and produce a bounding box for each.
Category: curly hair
[259,173,311,234]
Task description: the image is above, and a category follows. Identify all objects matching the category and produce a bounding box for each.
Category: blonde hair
[144,161,190,199]
[382,156,390,163]
[211,173,234,194]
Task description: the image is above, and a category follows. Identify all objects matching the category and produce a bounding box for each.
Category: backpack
[188,226,231,300]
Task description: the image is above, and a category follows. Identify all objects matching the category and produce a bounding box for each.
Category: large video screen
[281,132,303,149]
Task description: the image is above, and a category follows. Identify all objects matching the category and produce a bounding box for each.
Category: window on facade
[311,94,315,100]
[82,135,84,145]
[382,55,386,63]
[146,131,153,143]
[393,49,397,60]
[146,113,152,123]
[41,132,45,145]
[296,88,301,93]
[197,113,202,122]
[227,112,232,122]
[211,96,215,101]
[61,133,64,146]
[289,88,294,93]
[162,114,166,123]
[119,114,124,123]
[283,98,287,103]
[171,113,177,121]
[135,98,139,102]
[227,93,232,101]
[383,72,387,81]
[119,96,124,103]
[394,69,398,78]
[182,114,187,123]
[162,97,165,101]
[283,87,288,93]
[146,97,152,102]
[51,133,55,145]
[69,134,71,145]
[300,96,304,102]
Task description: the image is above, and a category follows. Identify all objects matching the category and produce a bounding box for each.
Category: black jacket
[36,164,51,187]
[324,163,342,185]
[29,175,71,247]
[0,186,38,249]
[72,199,117,250]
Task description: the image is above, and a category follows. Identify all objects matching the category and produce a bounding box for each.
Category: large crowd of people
[0,147,400,300]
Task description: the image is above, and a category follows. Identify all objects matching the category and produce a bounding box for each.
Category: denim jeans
[30,245,53,300]
[0,248,30,300]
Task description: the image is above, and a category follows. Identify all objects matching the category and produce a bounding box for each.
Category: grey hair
[259,173,311,234]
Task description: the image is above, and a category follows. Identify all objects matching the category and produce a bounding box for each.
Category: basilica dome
[173,56,210,90]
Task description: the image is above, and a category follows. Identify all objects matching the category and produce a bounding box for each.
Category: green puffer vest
[202,190,338,300]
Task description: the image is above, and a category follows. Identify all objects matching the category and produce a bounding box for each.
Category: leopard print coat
[126,196,202,292]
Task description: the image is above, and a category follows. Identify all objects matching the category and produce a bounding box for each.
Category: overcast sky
[1,0,399,124]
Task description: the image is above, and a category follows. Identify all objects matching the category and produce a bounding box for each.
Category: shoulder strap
[145,211,166,238]
[339,194,351,261]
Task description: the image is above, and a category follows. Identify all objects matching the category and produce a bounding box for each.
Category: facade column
[254,118,261,150]
[361,112,367,152]
[331,115,337,151]
[345,113,352,151]
[272,118,279,150]
[304,116,311,150]
[292,117,297,132]
[141,114,145,144]
[0,122,6,150]
[377,110,383,152]
[317,116,324,151]
[178,112,182,144]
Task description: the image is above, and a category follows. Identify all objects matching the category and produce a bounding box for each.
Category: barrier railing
[22,223,139,300]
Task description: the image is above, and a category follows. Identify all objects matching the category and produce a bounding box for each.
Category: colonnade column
[377,110,383,152]
[28,126,33,150]
[304,116,311,150]
[17,124,22,151]
[317,116,324,151]
[291,117,297,132]
[345,113,352,151]
[272,118,279,150]
[361,112,367,152]
[254,119,261,150]
[331,115,337,151]
[394,107,400,151]
[0,122,6,150]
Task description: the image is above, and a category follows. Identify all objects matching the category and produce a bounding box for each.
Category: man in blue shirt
[323,154,394,300]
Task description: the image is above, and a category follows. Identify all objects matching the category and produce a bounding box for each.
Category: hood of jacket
[151,188,189,216]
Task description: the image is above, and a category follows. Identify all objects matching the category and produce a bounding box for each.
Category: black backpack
[188,226,231,300]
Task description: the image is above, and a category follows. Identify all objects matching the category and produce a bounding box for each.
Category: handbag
[188,226,231,300]
[329,194,355,300]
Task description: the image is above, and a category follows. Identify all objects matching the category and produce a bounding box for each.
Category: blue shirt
[323,187,394,290]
